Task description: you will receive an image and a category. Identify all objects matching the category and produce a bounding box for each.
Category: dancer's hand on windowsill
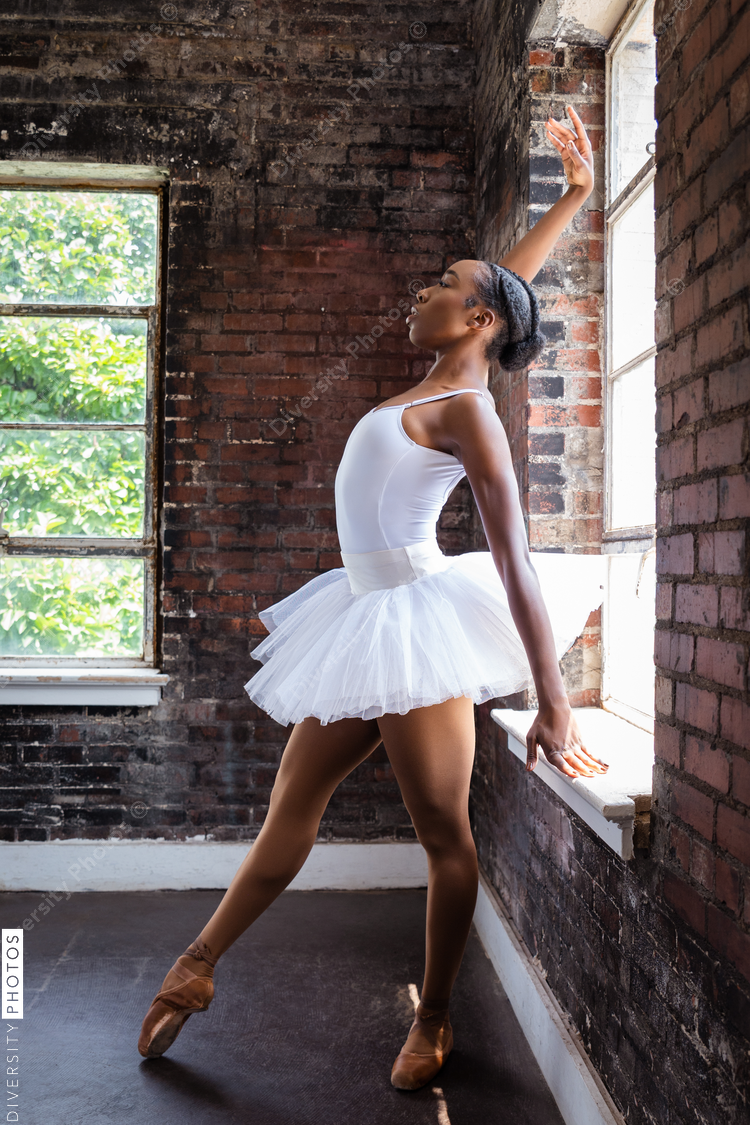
[525,702,609,780]
[545,105,594,197]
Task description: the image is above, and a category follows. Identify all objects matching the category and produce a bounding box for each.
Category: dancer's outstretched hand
[545,105,594,196]
[525,703,608,780]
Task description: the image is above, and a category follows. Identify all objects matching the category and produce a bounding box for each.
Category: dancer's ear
[468,307,495,331]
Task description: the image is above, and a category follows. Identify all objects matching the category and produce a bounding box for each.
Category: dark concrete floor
[0,889,565,1125]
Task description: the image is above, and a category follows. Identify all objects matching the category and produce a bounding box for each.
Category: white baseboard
[474,871,625,1125]
[0,839,428,893]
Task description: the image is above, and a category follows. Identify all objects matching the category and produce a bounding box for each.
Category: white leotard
[334,389,488,554]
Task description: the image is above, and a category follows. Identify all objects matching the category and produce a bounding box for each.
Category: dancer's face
[405,260,496,353]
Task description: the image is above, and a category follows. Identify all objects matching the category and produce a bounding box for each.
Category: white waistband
[341,539,452,594]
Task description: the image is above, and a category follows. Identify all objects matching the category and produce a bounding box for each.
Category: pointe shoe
[137,938,217,1059]
[391,1002,453,1091]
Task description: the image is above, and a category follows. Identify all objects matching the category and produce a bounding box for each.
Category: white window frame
[0,161,169,705]
[601,0,657,733]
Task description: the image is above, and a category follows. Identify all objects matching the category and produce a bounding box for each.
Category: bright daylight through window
[603,0,658,730]
[0,187,160,664]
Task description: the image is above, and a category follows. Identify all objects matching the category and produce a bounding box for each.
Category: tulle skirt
[243,539,605,727]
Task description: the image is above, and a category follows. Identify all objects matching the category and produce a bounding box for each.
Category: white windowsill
[0,666,169,706]
[490,707,654,861]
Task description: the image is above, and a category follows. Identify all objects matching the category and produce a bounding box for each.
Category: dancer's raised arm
[497,105,594,284]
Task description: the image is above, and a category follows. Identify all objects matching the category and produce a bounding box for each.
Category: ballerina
[138,104,608,1090]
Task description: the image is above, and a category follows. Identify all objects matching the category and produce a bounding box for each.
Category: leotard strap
[372,388,489,413]
[405,389,488,408]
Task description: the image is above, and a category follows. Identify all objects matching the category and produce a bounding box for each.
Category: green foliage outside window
[0,189,158,658]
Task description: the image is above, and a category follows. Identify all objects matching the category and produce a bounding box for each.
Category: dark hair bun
[472,261,547,369]
[500,326,546,372]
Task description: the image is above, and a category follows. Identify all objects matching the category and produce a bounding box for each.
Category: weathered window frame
[601,0,658,733]
[0,161,169,705]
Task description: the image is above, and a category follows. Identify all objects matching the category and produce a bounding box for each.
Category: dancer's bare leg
[194,714,384,963]
[138,713,385,1057]
[377,695,478,1056]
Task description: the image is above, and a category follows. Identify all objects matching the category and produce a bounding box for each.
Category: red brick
[200,334,251,352]
[708,361,749,413]
[659,433,695,481]
[733,755,750,806]
[691,838,714,891]
[696,637,747,690]
[684,734,730,793]
[695,305,744,368]
[672,378,704,426]
[694,212,719,265]
[674,480,718,525]
[672,777,715,839]
[663,871,706,935]
[656,393,673,434]
[655,721,681,767]
[704,120,750,211]
[717,803,750,866]
[719,474,750,520]
[707,244,749,308]
[656,581,673,619]
[656,533,694,575]
[707,905,750,983]
[698,531,745,575]
[676,682,719,734]
[200,291,229,310]
[720,696,750,750]
[674,278,706,334]
[697,419,745,472]
[670,824,690,872]
[657,335,693,389]
[720,587,750,631]
[656,674,673,716]
[715,856,740,912]
[675,583,719,626]
[223,313,283,330]
[706,4,750,101]
[672,175,703,237]
[529,49,556,66]
[655,630,694,673]
[658,488,673,527]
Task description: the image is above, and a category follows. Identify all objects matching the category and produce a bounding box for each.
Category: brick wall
[0,0,475,842]
[652,0,750,1057]
[470,1,750,1123]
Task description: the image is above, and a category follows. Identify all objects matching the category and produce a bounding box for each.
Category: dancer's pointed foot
[390,1001,453,1090]
[137,938,217,1059]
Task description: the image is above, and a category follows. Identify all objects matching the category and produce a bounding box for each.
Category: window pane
[611,180,656,371]
[611,1,656,199]
[0,429,145,537]
[0,190,158,306]
[605,551,656,717]
[610,355,656,530]
[0,556,143,657]
[0,315,147,423]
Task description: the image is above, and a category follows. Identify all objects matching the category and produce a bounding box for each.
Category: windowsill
[0,666,169,706]
[490,707,654,861]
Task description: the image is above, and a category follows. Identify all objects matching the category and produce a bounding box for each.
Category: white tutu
[243,542,605,727]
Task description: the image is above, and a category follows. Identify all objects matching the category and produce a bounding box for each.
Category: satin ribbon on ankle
[184,938,217,968]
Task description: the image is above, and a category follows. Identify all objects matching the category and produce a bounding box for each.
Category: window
[602,0,658,731]
[0,163,168,702]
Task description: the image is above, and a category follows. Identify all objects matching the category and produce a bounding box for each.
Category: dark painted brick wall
[470,2,750,1123]
[0,0,476,842]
